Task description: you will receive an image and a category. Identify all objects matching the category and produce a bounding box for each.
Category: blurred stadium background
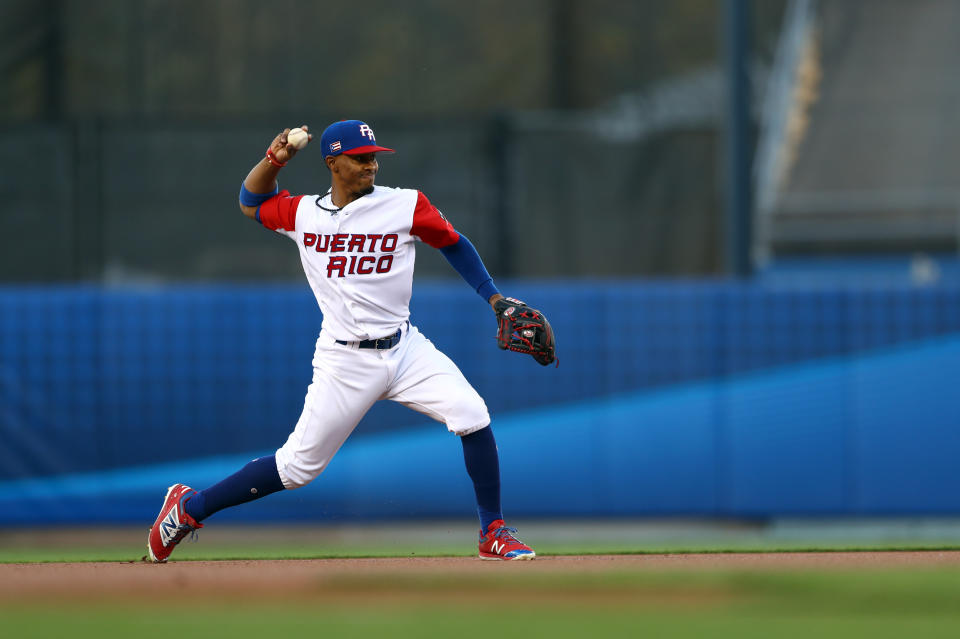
[2,0,959,538]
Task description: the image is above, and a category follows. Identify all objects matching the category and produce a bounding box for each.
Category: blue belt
[336,328,402,350]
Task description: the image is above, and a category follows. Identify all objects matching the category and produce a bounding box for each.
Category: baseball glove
[493,297,557,367]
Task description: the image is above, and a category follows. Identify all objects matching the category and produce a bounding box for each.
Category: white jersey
[257,185,460,341]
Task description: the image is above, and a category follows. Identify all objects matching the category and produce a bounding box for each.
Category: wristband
[239,182,279,207]
[265,147,287,167]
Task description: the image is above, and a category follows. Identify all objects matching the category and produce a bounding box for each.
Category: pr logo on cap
[320,119,396,158]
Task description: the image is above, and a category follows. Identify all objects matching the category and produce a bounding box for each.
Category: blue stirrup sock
[460,426,503,532]
[184,455,285,523]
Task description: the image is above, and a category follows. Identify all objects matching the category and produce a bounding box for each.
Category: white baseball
[288,127,309,150]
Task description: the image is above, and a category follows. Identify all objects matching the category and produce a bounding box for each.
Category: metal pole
[44,0,63,118]
[551,0,575,109]
[724,0,754,277]
[489,114,513,276]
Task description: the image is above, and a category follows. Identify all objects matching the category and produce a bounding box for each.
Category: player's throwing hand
[265,125,312,167]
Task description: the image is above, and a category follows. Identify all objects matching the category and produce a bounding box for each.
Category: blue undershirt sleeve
[439,234,500,301]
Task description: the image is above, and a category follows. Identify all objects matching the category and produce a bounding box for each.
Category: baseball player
[147,120,551,562]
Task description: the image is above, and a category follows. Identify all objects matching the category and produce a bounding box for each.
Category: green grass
[5,569,960,638]
[5,606,959,639]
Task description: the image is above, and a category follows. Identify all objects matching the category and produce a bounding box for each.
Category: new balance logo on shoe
[159,506,181,547]
[147,484,203,563]
[478,519,536,561]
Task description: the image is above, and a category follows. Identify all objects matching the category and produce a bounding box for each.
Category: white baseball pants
[274,323,490,488]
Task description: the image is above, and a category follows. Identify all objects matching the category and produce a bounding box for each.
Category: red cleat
[478,519,536,561]
[146,484,203,563]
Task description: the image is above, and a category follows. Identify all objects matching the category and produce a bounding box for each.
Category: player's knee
[448,391,490,434]
[465,395,490,424]
[275,452,325,489]
[277,465,319,489]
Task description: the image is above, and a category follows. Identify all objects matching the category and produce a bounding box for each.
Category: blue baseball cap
[320,120,395,158]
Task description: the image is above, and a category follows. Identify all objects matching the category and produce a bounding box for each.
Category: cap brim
[343,145,395,155]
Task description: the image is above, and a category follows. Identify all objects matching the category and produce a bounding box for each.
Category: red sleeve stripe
[410,191,460,248]
[257,190,302,232]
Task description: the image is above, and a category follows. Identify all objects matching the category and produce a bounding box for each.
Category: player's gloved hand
[266,125,311,166]
[492,297,557,367]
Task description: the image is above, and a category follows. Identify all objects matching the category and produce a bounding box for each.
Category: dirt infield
[5,551,960,604]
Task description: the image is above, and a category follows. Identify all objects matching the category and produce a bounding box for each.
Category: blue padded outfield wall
[2,270,960,524]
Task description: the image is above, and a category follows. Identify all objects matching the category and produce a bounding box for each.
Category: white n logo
[159,506,181,547]
[490,540,503,554]
[359,124,375,140]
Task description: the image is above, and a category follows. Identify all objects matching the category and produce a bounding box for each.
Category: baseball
[287,127,309,150]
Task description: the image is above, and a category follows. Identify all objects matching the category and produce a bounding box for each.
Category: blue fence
[1,276,959,522]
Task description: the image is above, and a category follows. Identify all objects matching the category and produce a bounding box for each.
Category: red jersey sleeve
[410,191,460,248]
[257,190,303,232]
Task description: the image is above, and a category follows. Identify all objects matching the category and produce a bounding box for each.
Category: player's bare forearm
[239,126,312,219]
[243,160,282,193]
[488,293,504,311]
